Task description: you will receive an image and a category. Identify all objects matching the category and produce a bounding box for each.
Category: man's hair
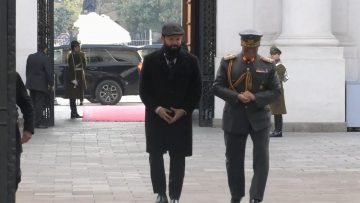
[39,43,48,51]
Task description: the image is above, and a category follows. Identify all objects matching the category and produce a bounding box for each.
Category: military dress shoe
[249,199,261,203]
[155,194,169,203]
[170,199,179,203]
[270,131,282,137]
[71,114,83,119]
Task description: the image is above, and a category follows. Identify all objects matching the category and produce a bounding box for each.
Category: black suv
[54,45,142,105]
[137,44,162,58]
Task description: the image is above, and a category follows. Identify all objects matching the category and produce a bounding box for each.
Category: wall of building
[332,0,360,82]
[215,0,348,130]
[16,0,37,81]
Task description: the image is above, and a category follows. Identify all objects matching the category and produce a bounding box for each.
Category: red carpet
[82,105,145,122]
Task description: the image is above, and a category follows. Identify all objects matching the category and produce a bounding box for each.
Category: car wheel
[95,80,122,105]
[86,98,99,103]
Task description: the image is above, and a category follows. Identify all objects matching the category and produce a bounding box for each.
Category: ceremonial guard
[269,46,287,137]
[65,40,87,118]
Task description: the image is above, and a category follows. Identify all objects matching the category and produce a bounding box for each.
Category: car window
[88,48,115,64]
[54,48,69,65]
[108,49,140,63]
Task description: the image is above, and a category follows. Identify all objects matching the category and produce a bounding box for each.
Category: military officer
[213,30,281,203]
[269,46,287,137]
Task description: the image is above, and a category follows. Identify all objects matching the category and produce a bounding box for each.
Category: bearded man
[139,22,202,203]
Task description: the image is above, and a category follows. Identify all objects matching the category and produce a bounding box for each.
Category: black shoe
[155,194,169,203]
[249,199,261,203]
[170,199,179,203]
[35,124,48,129]
[270,131,282,137]
[71,114,83,119]
[231,197,241,203]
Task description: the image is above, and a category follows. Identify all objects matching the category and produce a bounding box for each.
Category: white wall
[215,0,346,126]
[216,0,251,119]
[279,47,345,123]
[332,0,360,83]
[346,0,360,82]
[16,0,37,81]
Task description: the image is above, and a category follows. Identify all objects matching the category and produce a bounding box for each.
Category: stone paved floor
[16,104,360,203]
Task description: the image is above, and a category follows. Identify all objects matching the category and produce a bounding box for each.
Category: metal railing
[127,40,151,47]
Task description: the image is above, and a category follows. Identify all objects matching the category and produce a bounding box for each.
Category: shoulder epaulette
[223,54,236,61]
[260,56,274,63]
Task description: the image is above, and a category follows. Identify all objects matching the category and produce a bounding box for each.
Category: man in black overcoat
[139,22,202,203]
[25,43,53,128]
[212,30,281,203]
[16,72,34,191]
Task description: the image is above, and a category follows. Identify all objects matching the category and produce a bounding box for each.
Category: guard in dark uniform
[213,30,281,203]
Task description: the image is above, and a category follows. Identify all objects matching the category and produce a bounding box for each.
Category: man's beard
[163,44,181,60]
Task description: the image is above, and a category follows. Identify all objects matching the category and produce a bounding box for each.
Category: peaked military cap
[162,22,184,36]
[239,29,263,47]
[270,46,282,55]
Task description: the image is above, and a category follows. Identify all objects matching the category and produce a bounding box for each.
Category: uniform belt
[75,68,83,71]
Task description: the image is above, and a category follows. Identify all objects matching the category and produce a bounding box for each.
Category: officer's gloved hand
[71,80,78,86]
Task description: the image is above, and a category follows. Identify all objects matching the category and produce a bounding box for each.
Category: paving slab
[16,104,360,203]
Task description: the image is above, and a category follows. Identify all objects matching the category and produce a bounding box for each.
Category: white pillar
[16,0,37,81]
[276,0,339,46]
[269,0,346,131]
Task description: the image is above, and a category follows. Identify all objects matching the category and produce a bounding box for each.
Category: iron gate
[38,0,55,126]
[0,0,17,201]
[193,0,216,127]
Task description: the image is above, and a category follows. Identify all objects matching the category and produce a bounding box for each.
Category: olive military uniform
[269,46,287,137]
[65,40,87,118]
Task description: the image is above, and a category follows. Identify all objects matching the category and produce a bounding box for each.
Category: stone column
[275,0,339,46]
[271,0,346,131]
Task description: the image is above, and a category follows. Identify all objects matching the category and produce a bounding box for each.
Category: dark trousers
[15,152,21,191]
[149,152,185,200]
[29,90,46,126]
[273,114,283,132]
[15,127,22,191]
[69,98,78,115]
[224,127,270,201]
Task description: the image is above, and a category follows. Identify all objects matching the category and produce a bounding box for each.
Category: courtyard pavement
[16,98,360,203]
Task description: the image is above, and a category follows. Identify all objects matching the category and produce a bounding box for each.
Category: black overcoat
[139,48,202,156]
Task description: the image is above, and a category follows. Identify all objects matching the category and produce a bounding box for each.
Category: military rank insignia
[256,67,269,73]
